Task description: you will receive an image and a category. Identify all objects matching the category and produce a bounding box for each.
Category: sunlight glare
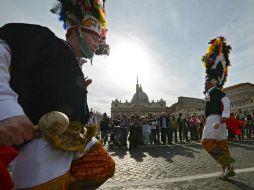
[106,41,151,87]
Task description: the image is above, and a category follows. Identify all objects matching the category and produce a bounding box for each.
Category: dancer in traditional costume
[0,0,114,189]
[201,36,235,180]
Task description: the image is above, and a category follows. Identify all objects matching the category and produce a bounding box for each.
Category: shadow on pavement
[229,141,254,151]
[110,148,128,159]
[226,178,254,190]
[107,144,200,163]
[146,145,199,163]
[129,149,147,162]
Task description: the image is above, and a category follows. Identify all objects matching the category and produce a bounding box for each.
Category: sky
[1,0,254,116]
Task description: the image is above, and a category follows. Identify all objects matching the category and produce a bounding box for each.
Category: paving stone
[98,140,254,190]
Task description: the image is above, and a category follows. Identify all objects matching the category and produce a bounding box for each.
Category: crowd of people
[227,110,254,141]
[98,110,254,149]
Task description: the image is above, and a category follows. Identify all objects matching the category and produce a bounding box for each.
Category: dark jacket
[0,23,89,124]
[205,87,225,117]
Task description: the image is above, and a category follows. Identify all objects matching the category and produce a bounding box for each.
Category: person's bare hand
[221,117,228,124]
[0,115,34,145]
[84,77,92,88]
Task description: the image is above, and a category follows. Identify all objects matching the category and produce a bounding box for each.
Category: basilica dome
[111,78,167,119]
[131,80,149,103]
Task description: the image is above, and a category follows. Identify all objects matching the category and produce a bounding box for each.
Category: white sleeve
[221,96,230,118]
[0,40,25,121]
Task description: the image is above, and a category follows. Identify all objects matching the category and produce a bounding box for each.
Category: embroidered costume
[201,36,235,180]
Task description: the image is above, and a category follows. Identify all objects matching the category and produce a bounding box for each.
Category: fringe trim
[217,154,235,167]
[84,124,99,145]
[42,123,99,152]
[70,143,115,183]
[41,121,86,152]
[25,172,75,190]
[45,134,84,152]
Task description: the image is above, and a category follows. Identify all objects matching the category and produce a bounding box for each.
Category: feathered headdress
[51,0,107,30]
[51,0,109,56]
[202,36,232,93]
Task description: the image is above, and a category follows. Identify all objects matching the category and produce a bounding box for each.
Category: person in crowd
[198,115,205,141]
[250,113,254,138]
[148,113,157,145]
[182,115,190,142]
[171,114,178,143]
[189,113,199,141]
[165,113,173,145]
[237,110,246,140]
[120,114,129,147]
[88,111,98,125]
[201,36,235,180]
[110,114,129,148]
[159,112,169,145]
[143,116,151,147]
[0,0,114,189]
[177,113,183,143]
[109,114,121,148]
[128,115,139,150]
[245,114,253,139]
[227,113,236,141]
[235,113,245,141]
[136,115,144,146]
[226,112,245,141]
[100,112,110,145]
[238,109,245,121]
[154,113,161,145]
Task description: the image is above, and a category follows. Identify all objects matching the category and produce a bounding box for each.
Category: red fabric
[226,116,245,135]
[0,145,18,190]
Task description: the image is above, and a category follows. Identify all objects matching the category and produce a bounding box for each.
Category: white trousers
[202,115,227,140]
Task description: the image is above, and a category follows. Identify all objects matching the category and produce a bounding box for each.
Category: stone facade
[111,80,166,119]
[111,82,254,119]
[168,83,254,117]
[168,96,206,118]
[223,82,254,113]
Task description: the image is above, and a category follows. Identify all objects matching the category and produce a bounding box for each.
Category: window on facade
[115,104,118,107]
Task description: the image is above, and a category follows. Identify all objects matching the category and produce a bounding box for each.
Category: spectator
[149,113,157,145]
[182,116,190,142]
[128,115,139,150]
[143,116,151,147]
[189,113,199,141]
[87,111,97,125]
[245,114,253,139]
[100,113,110,145]
[154,113,161,145]
[171,115,178,143]
[177,113,183,143]
[159,112,169,145]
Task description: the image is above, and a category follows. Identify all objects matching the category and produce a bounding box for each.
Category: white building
[111,79,166,119]
[223,82,254,113]
[169,96,205,118]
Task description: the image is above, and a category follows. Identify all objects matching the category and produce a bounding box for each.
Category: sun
[105,41,151,87]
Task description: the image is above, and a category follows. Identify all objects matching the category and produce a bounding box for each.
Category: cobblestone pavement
[98,139,254,190]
